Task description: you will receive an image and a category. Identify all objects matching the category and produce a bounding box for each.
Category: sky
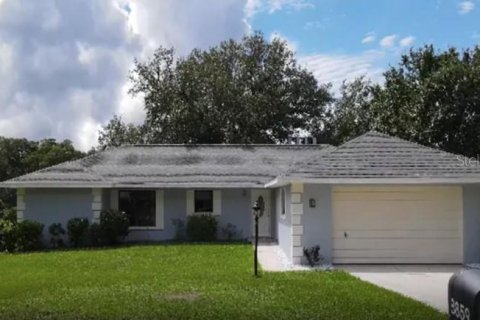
[0,0,478,151]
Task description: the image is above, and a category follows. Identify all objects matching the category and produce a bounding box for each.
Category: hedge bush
[88,223,102,247]
[49,223,66,249]
[15,220,44,251]
[100,210,129,245]
[0,218,17,252]
[186,214,218,242]
[67,218,89,247]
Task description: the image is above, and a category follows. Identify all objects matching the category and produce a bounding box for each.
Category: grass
[0,244,446,320]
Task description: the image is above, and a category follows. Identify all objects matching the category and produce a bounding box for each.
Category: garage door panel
[334,202,461,217]
[333,216,462,230]
[332,186,463,264]
[333,256,459,264]
[332,238,462,251]
[333,247,462,261]
[332,229,461,239]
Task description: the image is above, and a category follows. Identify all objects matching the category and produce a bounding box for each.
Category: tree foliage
[98,116,144,150]
[329,45,480,157]
[23,139,84,171]
[325,77,378,144]
[99,33,332,148]
[0,137,85,208]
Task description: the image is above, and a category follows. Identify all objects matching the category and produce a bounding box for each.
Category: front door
[251,189,271,237]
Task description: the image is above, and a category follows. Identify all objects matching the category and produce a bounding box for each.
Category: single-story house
[2,131,480,265]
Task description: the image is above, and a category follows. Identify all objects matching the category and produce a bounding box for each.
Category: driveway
[340,265,462,312]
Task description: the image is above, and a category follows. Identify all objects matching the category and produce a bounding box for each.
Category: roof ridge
[120,144,331,148]
[330,130,465,159]
[362,130,470,160]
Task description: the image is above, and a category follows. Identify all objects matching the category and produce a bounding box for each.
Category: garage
[332,186,463,264]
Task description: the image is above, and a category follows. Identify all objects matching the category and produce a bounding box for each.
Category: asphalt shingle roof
[3,144,332,188]
[286,131,480,180]
[3,131,480,188]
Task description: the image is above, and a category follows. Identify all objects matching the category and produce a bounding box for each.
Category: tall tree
[98,116,144,150]
[325,77,378,144]
[0,137,85,208]
[0,138,37,208]
[376,45,480,157]
[329,45,480,157]
[100,33,332,147]
[23,139,85,171]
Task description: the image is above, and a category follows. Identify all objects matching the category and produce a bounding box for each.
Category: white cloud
[379,34,397,48]
[300,50,386,94]
[361,33,376,44]
[459,1,475,14]
[0,0,247,150]
[267,0,313,13]
[246,0,313,18]
[245,0,262,18]
[399,36,416,47]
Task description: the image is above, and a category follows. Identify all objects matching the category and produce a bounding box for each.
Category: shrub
[100,210,129,245]
[220,223,242,241]
[0,207,16,222]
[88,223,102,247]
[0,218,17,252]
[186,214,218,242]
[48,223,66,249]
[67,218,89,247]
[16,220,44,252]
[303,245,323,267]
[172,219,186,241]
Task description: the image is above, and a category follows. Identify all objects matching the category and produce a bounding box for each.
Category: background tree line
[99,33,480,160]
[2,32,480,210]
[0,139,85,209]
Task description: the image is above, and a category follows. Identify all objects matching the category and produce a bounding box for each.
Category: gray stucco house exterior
[3,131,480,265]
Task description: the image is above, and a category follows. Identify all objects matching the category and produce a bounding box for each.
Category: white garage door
[332,186,463,264]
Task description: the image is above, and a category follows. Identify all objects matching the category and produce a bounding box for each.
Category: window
[281,188,286,216]
[119,190,156,227]
[194,190,213,212]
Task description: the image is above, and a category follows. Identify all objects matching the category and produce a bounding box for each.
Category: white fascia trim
[0,182,113,189]
[265,177,480,187]
[264,177,282,188]
[0,182,266,189]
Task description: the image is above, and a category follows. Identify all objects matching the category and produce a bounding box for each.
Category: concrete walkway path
[257,242,309,271]
[257,243,457,312]
[340,265,461,312]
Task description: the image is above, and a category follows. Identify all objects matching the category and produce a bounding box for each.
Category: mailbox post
[252,199,263,277]
[449,269,480,320]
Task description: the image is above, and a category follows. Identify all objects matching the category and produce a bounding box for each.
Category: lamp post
[252,199,263,277]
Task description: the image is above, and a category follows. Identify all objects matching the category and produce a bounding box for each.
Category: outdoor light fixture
[252,197,264,277]
[309,198,316,208]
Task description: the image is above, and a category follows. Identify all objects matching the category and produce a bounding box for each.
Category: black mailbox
[449,269,480,320]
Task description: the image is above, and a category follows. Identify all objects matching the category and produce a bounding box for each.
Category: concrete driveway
[340,265,462,312]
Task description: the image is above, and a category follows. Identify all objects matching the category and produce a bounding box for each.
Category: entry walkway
[257,242,309,272]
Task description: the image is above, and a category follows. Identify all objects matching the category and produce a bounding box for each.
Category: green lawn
[0,244,446,320]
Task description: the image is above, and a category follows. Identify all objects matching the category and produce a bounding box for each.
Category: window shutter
[155,190,164,229]
[186,190,194,215]
[213,190,222,216]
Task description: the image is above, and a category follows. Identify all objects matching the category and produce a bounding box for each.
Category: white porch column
[290,183,304,264]
[16,188,25,222]
[92,188,102,223]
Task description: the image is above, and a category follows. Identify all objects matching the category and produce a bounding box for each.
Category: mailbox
[449,269,480,320]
